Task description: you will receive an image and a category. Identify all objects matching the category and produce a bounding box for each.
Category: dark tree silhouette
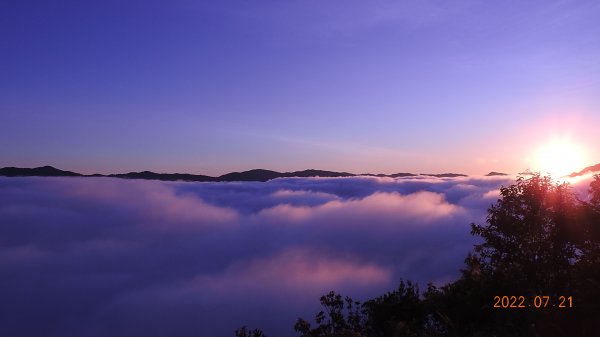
[362,280,428,337]
[294,291,366,337]
[471,174,579,295]
[460,174,598,336]
[568,174,600,336]
[235,326,269,337]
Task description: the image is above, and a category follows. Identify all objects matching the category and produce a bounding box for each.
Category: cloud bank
[0,174,544,337]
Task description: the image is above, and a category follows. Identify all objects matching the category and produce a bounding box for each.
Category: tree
[568,174,600,336]
[234,326,268,337]
[294,291,366,337]
[465,174,599,336]
[363,280,428,337]
[470,174,579,295]
[590,174,600,207]
[580,174,600,257]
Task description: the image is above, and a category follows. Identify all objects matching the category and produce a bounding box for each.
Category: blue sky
[2,0,600,175]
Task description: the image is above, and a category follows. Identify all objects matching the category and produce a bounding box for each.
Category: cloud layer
[0,174,548,337]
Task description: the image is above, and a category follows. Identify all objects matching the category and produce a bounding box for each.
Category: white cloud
[0,175,517,337]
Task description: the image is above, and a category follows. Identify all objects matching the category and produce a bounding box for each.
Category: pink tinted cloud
[181,248,391,299]
[54,177,239,230]
[482,189,501,200]
[271,189,340,200]
[0,175,518,337]
[256,191,463,227]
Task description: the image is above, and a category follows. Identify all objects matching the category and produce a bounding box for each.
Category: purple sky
[2,0,599,175]
[2,4,599,336]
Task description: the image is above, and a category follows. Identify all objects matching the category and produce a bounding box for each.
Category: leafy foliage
[234,326,269,337]
[294,291,366,337]
[363,280,429,337]
[470,174,579,294]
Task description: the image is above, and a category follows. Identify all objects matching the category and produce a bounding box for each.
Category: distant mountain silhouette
[569,163,600,177]
[485,171,509,176]
[420,173,468,178]
[110,171,214,182]
[389,172,419,178]
[0,166,82,177]
[360,172,418,178]
[287,169,354,178]
[218,169,281,182]
[0,165,475,182]
[217,169,354,182]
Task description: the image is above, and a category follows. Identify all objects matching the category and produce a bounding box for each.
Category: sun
[534,138,586,178]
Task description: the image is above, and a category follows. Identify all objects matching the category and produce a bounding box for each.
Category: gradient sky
[2,0,600,175]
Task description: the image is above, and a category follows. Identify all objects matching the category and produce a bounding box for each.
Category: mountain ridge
[0,165,483,182]
[0,166,82,177]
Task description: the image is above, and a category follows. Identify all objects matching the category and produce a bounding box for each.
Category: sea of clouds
[0,174,594,337]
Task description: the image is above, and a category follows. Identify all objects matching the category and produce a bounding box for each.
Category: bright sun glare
[534,138,586,178]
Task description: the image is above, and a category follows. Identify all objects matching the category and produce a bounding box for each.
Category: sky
[2,3,600,334]
[1,0,600,175]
